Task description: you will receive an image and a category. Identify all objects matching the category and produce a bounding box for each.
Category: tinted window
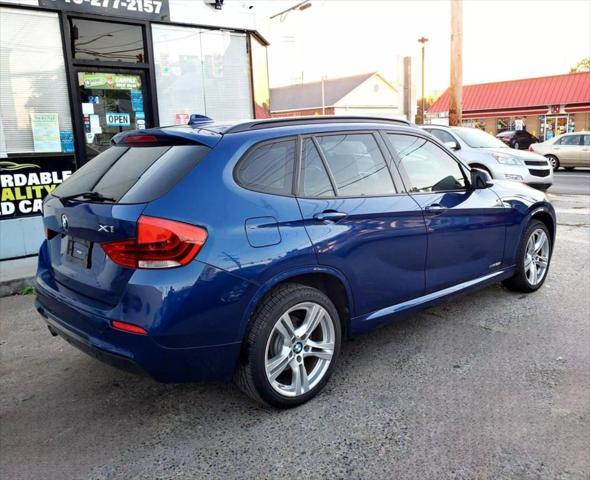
[236,140,296,195]
[557,135,582,146]
[388,134,466,193]
[454,127,508,148]
[52,145,211,203]
[583,135,590,146]
[429,129,456,144]
[71,19,145,63]
[316,134,394,197]
[301,139,334,197]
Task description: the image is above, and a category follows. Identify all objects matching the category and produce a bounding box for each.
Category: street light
[418,36,429,124]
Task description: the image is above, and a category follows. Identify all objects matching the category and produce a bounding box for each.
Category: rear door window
[315,133,395,197]
[300,139,335,197]
[52,145,211,203]
[235,139,296,195]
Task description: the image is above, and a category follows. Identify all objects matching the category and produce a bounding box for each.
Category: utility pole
[449,0,463,126]
[418,37,428,124]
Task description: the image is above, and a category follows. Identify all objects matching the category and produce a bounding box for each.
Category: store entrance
[77,70,150,162]
[541,115,569,141]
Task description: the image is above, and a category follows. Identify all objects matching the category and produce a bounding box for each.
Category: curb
[0,276,36,298]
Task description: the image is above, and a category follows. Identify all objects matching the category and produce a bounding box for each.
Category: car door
[385,133,506,293]
[581,135,590,166]
[554,135,582,165]
[296,132,428,317]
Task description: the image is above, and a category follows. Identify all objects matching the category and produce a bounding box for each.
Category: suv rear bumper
[35,287,242,383]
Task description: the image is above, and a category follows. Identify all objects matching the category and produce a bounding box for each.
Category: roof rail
[224,116,411,134]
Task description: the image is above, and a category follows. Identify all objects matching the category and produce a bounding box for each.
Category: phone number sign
[39,0,170,21]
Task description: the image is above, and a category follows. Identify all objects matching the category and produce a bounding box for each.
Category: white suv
[529,132,590,171]
[421,126,553,190]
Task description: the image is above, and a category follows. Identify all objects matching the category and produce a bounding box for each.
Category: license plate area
[66,237,92,268]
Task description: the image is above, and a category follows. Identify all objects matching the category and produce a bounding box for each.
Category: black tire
[503,220,552,293]
[546,155,560,171]
[235,283,342,408]
[513,141,520,150]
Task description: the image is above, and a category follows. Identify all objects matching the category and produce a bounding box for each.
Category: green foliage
[570,58,590,73]
[20,285,36,296]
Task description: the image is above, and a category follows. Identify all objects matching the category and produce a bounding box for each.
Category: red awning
[428,72,590,114]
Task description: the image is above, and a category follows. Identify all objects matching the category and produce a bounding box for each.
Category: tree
[570,58,590,73]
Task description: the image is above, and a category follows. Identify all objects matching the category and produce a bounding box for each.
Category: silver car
[528,132,590,171]
[421,126,553,190]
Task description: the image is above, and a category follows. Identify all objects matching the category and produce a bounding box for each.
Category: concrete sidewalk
[0,256,37,297]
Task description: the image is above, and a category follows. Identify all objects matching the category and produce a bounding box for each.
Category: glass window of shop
[71,18,145,63]
[152,24,252,125]
[0,8,73,155]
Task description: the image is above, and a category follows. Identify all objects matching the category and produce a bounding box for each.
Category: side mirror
[470,168,493,189]
[444,141,460,151]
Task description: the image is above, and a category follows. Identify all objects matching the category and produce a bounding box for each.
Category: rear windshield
[52,145,210,203]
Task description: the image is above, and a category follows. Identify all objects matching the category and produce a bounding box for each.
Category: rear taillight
[528,146,534,152]
[101,216,207,269]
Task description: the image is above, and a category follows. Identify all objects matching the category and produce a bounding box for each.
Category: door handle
[313,211,348,222]
[425,203,446,215]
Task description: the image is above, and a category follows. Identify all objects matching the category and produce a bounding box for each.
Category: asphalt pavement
[549,169,590,195]
[1,195,589,480]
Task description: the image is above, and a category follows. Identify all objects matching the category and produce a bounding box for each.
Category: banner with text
[0,156,75,218]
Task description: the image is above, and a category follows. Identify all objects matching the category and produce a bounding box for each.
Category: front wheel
[236,283,341,408]
[503,220,552,293]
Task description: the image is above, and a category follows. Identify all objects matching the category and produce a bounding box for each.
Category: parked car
[421,126,553,190]
[528,132,590,171]
[36,116,556,408]
[496,129,538,150]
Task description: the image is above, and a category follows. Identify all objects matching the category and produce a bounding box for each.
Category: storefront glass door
[541,115,569,141]
[77,70,149,161]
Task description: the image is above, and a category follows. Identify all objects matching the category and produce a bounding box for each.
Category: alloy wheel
[524,229,550,286]
[264,302,335,397]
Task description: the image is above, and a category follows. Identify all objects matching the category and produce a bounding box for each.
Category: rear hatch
[43,134,212,305]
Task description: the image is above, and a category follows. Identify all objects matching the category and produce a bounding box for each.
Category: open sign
[106,113,131,127]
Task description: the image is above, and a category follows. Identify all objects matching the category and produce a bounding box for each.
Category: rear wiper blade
[58,191,117,203]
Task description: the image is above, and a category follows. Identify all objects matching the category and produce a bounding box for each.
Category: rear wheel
[503,220,552,293]
[513,141,520,150]
[546,155,560,171]
[236,283,341,408]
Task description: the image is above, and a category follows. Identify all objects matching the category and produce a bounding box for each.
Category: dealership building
[427,72,590,139]
[0,0,270,259]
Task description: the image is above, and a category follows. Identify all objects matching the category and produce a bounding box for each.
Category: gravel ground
[1,194,589,480]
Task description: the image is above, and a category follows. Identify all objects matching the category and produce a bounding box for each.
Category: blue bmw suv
[36,116,556,408]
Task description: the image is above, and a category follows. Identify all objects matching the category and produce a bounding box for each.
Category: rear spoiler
[112,126,221,148]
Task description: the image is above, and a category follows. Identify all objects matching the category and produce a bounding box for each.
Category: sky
[254,0,590,96]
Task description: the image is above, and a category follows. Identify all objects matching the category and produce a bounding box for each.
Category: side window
[315,134,395,197]
[387,134,466,193]
[429,129,456,144]
[583,135,590,146]
[557,135,581,146]
[301,139,335,197]
[235,139,296,195]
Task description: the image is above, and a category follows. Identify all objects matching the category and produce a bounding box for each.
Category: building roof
[270,72,379,112]
[428,72,590,114]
